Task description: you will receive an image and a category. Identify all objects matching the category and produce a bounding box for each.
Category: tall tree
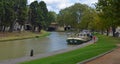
[39,1,48,30]
[57,3,95,31]
[47,11,57,26]
[96,0,120,37]
[0,0,5,31]
[1,0,15,32]
[15,0,27,31]
[29,1,39,32]
[29,1,48,32]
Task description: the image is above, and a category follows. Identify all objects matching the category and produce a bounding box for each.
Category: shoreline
[0,40,94,64]
[0,31,50,42]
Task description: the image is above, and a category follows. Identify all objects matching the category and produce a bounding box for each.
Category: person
[93,36,96,43]
[89,33,93,40]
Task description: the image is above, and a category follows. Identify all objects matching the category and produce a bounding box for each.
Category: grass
[0,30,50,42]
[21,34,119,64]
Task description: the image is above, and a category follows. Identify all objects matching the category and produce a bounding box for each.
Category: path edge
[77,47,118,64]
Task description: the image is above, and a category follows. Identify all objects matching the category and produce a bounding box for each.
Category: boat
[66,32,91,45]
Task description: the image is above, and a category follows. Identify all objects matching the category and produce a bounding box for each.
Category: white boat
[66,32,91,45]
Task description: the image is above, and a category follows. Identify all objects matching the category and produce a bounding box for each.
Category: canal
[0,32,75,61]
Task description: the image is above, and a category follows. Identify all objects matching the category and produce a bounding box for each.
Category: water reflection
[0,32,75,61]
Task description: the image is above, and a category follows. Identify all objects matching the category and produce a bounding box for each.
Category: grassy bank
[21,34,119,64]
[0,30,50,42]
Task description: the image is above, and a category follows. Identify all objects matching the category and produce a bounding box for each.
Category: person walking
[93,36,96,43]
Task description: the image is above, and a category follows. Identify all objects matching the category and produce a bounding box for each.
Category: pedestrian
[89,33,93,40]
[93,36,96,43]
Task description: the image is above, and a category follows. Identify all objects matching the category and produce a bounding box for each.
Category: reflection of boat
[66,32,91,45]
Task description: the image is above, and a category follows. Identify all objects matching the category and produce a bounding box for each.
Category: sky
[27,0,98,14]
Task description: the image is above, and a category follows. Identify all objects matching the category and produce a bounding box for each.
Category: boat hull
[67,39,85,45]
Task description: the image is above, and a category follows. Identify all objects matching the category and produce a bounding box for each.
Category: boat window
[80,34,82,36]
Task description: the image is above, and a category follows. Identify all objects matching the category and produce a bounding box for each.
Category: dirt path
[0,40,95,64]
[85,44,120,64]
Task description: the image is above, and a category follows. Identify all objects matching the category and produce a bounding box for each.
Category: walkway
[0,40,95,64]
[85,44,120,64]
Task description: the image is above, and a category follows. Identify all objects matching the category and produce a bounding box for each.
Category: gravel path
[85,44,120,64]
[0,40,95,64]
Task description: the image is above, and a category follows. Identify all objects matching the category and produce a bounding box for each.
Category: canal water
[0,32,75,61]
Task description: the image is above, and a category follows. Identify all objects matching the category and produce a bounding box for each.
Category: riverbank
[21,34,118,64]
[0,30,50,42]
[0,37,95,64]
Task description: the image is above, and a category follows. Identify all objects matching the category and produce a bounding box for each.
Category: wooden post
[30,49,33,57]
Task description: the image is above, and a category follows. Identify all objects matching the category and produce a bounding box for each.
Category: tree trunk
[9,23,14,32]
[38,25,42,32]
[112,26,116,37]
[0,25,3,32]
[3,26,5,32]
[32,25,36,32]
[101,30,104,35]
[106,29,109,36]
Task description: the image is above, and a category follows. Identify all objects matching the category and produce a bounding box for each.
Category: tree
[0,0,27,32]
[15,0,27,31]
[39,1,48,30]
[57,3,95,31]
[0,0,5,31]
[1,0,15,32]
[47,11,57,26]
[29,1,49,32]
[29,1,39,32]
[96,0,120,37]
[0,0,49,32]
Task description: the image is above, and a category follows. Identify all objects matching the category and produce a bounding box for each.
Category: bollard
[30,49,34,57]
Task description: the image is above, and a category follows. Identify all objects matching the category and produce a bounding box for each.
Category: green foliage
[47,11,57,25]
[29,1,39,25]
[57,3,96,30]
[16,0,27,25]
[96,0,120,36]
[0,0,27,32]
[0,0,52,32]
[29,1,49,31]
[39,1,48,21]
[38,1,48,29]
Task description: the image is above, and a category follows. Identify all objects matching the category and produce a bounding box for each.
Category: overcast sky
[27,0,98,13]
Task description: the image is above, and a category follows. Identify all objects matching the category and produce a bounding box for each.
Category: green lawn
[21,34,119,64]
